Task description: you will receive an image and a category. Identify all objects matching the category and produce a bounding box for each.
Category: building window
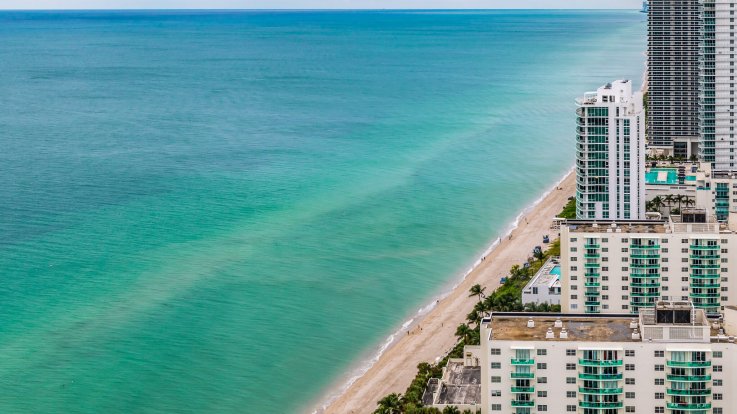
[655,408,664,414]
[654,379,664,385]
[537,405,547,412]
[713,408,723,414]
[654,364,664,371]
[567,405,576,412]
[714,393,723,400]
[654,351,664,357]
[491,390,501,397]
[655,393,664,399]
[566,377,576,384]
[537,363,546,369]
[714,379,722,386]
[566,349,575,356]
[566,391,576,398]
[537,349,547,356]
[626,392,635,399]
[491,348,501,355]
[566,363,576,370]
[625,364,635,371]
[491,362,501,369]
[538,377,547,384]
[625,350,635,357]
[626,378,635,385]
[626,407,635,413]
[537,391,547,398]
[714,365,723,372]
[491,404,502,411]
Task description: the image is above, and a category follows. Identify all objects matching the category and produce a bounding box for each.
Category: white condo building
[699,0,737,171]
[576,80,646,221]
[477,302,737,414]
[560,219,737,316]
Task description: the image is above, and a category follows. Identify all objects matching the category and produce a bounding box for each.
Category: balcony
[510,372,535,379]
[579,359,623,367]
[690,273,720,279]
[690,244,719,250]
[511,359,535,365]
[584,263,601,268]
[630,292,660,297]
[690,283,720,289]
[584,243,600,249]
[667,388,711,396]
[578,373,623,380]
[666,402,712,410]
[667,361,711,368]
[578,401,624,409]
[510,387,535,393]
[667,375,711,382]
[689,293,720,298]
[511,400,535,407]
[584,253,600,259]
[578,387,623,394]
[630,244,659,249]
[584,301,601,307]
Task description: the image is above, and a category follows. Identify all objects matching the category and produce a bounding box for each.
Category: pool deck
[522,257,561,293]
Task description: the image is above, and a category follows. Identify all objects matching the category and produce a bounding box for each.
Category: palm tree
[466,310,480,326]
[455,323,473,344]
[533,249,545,264]
[685,196,696,209]
[442,407,461,414]
[690,154,698,162]
[651,196,665,213]
[375,393,402,414]
[663,194,676,212]
[468,284,486,303]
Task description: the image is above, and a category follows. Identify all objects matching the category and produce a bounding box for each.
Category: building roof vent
[554,319,563,328]
[527,319,535,328]
[559,328,568,339]
[632,329,641,341]
[630,319,638,329]
[546,327,554,339]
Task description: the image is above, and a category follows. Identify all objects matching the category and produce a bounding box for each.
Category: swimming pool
[550,265,561,276]
[645,168,695,185]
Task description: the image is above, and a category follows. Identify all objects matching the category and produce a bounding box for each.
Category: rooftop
[484,303,729,343]
[421,360,481,407]
[486,314,638,342]
[565,220,667,234]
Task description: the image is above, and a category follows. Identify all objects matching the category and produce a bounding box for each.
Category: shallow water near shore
[0,10,644,413]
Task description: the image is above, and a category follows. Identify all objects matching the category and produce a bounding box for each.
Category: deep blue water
[0,10,645,413]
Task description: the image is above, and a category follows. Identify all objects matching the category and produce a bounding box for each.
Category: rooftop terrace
[486,314,638,342]
[565,220,667,234]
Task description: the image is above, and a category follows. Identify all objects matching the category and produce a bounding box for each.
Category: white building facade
[477,304,737,414]
[560,220,736,316]
[576,80,646,221]
[699,0,737,171]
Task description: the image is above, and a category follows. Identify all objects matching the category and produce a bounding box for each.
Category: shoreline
[313,168,576,414]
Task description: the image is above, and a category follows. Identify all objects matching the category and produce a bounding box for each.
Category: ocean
[0,10,645,413]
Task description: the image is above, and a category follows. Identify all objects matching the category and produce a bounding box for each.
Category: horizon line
[0,7,641,11]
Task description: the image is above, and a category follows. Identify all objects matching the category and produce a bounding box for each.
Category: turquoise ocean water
[0,10,644,413]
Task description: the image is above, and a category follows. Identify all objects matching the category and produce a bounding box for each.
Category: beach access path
[323,171,575,414]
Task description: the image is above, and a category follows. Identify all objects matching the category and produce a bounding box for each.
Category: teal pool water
[550,265,562,276]
[646,168,679,185]
[0,10,646,413]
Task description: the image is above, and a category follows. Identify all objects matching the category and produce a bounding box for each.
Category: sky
[0,0,643,10]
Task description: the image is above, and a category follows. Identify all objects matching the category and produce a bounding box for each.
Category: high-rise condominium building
[477,302,737,414]
[560,219,737,316]
[699,0,737,171]
[649,0,701,157]
[576,80,646,220]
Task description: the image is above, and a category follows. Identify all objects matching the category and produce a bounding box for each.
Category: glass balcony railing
[666,402,711,410]
[510,372,535,379]
[511,400,535,407]
[667,375,711,382]
[578,401,624,409]
[510,387,534,393]
[578,387,623,394]
[510,359,534,365]
[578,359,623,367]
[667,361,711,368]
[666,388,711,396]
[578,373,623,380]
